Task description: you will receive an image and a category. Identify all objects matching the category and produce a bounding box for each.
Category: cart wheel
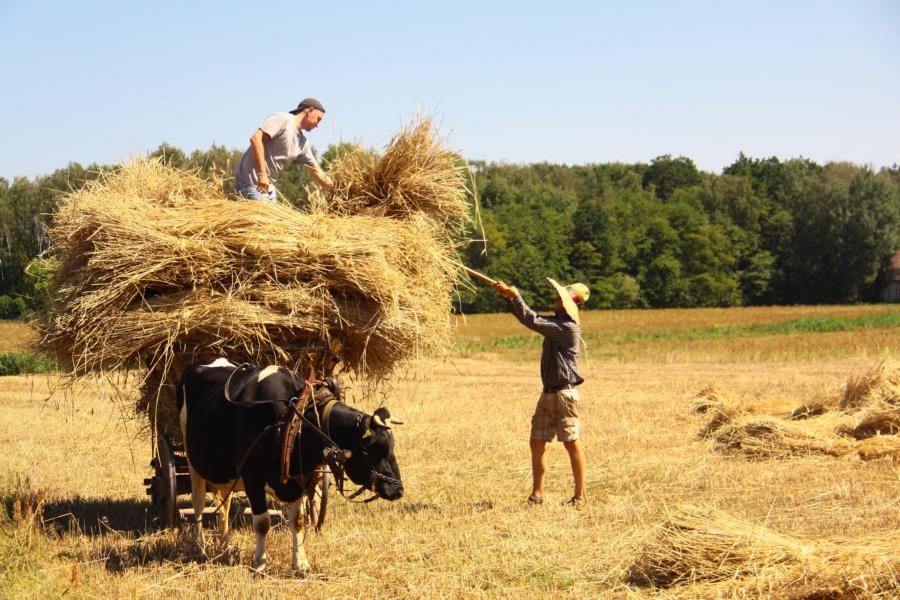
[146,434,178,528]
[307,466,330,532]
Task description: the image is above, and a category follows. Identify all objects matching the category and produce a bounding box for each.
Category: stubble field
[1,304,899,599]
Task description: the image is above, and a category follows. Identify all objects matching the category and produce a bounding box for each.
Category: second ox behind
[177,358,404,573]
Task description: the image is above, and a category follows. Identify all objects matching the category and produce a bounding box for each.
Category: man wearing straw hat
[494,278,590,507]
[234,98,334,200]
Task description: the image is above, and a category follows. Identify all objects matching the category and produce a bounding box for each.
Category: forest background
[1,143,898,318]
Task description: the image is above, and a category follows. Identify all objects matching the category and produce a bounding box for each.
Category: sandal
[527,495,544,505]
[562,496,586,508]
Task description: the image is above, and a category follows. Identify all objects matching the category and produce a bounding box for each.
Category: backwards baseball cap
[290,97,326,115]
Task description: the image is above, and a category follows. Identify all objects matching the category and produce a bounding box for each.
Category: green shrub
[0,351,59,376]
[0,296,27,320]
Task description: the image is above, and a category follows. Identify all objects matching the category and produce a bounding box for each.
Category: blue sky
[1,0,898,181]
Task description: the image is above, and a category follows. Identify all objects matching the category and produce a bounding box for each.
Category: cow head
[342,407,404,501]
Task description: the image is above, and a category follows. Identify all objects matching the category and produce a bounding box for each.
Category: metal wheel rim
[308,467,331,532]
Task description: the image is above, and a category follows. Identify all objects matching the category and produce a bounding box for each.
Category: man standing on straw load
[234,98,333,200]
[494,278,590,507]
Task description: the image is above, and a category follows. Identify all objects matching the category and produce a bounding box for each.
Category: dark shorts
[530,387,580,442]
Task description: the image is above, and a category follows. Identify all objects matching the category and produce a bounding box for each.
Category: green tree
[642,155,702,201]
[640,253,687,307]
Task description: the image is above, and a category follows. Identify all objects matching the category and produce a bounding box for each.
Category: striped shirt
[508,296,584,389]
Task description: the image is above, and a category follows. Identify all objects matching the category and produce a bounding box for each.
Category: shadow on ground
[40,496,154,534]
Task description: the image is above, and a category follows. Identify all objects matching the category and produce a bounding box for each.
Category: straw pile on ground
[695,361,900,460]
[625,504,900,598]
[39,119,469,437]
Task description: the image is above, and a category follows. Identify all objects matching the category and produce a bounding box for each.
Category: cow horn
[388,417,404,425]
[372,414,390,428]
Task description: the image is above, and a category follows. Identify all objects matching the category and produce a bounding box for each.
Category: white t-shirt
[234,112,318,186]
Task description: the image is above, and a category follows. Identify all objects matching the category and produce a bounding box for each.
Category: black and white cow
[177,358,403,572]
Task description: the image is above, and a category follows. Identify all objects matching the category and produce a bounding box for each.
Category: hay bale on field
[695,361,900,459]
[840,359,900,410]
[789,389,839,419]
[694,390,813,446]
[706,413,856,458]
[663,559,900,599]
[838,407,900,439]
[692,386,796,419]
[855,435,900,461]
[690,384,729,414]
[625,504,900,597]
[39,126,469,434]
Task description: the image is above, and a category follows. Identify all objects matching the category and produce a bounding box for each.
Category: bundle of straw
[706,414,856,458]
[43,181,457,374]
[321,117,469,221]
[40,120,469,434]
[840,359,900,410]
[695,361,900,460]
[625,504,899,597]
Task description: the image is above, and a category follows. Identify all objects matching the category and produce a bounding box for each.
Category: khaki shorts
[530,387,580,442]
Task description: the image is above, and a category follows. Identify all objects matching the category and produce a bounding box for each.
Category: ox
[177,358,403,573]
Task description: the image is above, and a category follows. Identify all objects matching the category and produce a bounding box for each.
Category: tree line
[1,144,898,317]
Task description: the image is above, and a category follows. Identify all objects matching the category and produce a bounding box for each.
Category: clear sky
[1,0,898,181]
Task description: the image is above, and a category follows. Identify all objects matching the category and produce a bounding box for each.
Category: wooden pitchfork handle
[462,266,499,286]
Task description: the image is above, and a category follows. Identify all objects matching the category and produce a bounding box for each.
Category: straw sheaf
[695,361,900,460]
[323,117,469,222]
[40,155,464,421]
[840,359,900,410]
[626,504,899,597]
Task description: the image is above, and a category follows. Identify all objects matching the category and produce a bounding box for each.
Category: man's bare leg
[529,439,548,499]
[563,439,586,500]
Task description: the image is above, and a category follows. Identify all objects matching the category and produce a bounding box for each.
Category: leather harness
[279,382,313,485]
[222,363,338,486]
[279,386,341,484]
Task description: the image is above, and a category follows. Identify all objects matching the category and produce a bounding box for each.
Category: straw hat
[548,278,590,324]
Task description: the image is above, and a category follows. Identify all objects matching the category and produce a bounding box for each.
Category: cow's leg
[180,398,206,550]
[245,483,270,572]
[284,498,310,574]
[188,465,207,550]
[215,487,233,540]
[250,513,270,572]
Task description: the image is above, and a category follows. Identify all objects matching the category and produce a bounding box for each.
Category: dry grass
[2,346,900,598]
[0,322,37,351]
[455,305,900,363]
[696,360,900,461]
[455,304,900,339]
[625,504,899,597]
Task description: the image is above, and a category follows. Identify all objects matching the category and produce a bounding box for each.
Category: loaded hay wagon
[37,118,470,532]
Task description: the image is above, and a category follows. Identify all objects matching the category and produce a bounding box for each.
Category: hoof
[251,554,269,573]
[293,559,312,576]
